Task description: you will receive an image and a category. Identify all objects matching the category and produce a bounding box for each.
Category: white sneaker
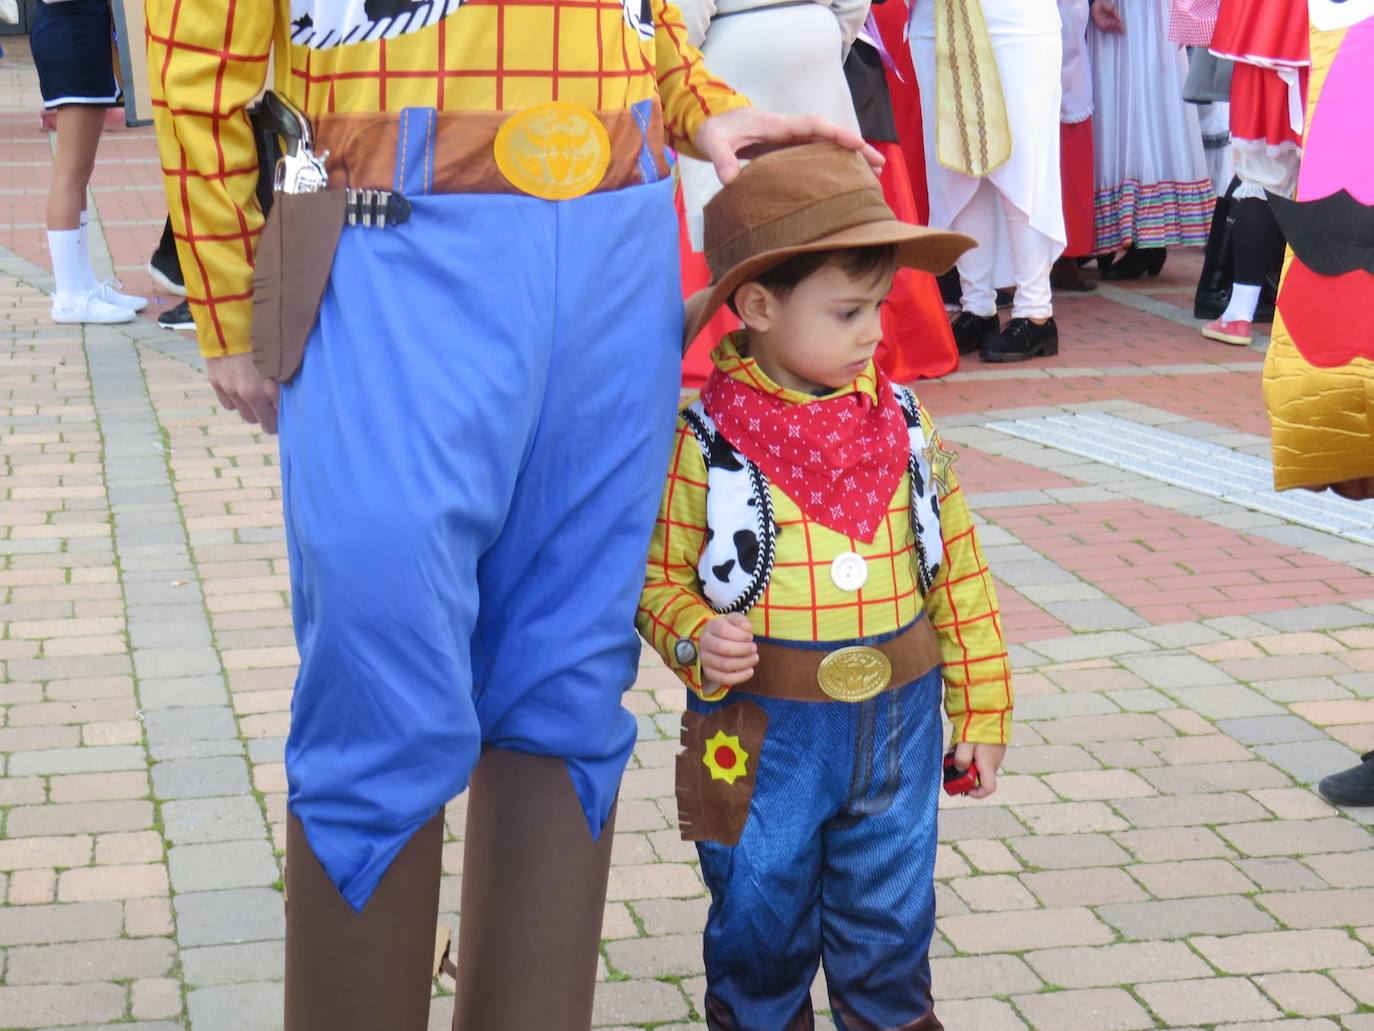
[51,290,137,324]
[93,278,148,312]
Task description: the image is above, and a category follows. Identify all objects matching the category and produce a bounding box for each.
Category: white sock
[1220,282,1261,323]
[77,210,99,289]
[48,228,88,301]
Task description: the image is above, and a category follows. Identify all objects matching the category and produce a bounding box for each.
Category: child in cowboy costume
[638,142,1014,1031]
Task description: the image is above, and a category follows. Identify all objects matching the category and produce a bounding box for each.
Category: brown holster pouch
[677,699,768,846]
[251,189,347,384]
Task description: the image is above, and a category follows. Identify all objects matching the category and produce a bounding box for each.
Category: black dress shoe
[1317,752,1374,807]
[1051,257,1097,292]
[1102,246,1167,281]
[950,312,1000,355]
[982,317,1059,363]
[937,268,962,307]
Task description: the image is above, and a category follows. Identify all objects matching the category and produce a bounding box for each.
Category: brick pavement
[1,44,1372,1031]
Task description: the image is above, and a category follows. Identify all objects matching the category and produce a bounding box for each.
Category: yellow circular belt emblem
[494,102,612,201]
[817,646,892,703]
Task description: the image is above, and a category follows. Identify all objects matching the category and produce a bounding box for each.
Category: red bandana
[703,365,909,543]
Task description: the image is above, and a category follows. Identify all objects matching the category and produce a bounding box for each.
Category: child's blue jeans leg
[692,666,945,1030]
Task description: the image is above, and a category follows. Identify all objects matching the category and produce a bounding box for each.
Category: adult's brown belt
[747,618,942,703]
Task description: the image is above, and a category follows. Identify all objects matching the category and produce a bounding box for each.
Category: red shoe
[1201,318,1253,346]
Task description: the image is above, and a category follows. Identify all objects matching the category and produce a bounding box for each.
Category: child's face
[741,262,894,394]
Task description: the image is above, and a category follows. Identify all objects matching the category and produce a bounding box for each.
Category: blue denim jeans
[688,621,944,1030]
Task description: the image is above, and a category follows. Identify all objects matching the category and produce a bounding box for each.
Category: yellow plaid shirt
[145,0,746,358]
[637,339,1013,745]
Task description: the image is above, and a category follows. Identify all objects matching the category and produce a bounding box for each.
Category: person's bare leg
[48,105,104,231]
[452,748,618,1031]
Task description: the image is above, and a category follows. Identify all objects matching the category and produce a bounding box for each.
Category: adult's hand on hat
[695,108,884,187]
[1091,0,1125,33]
[207,353,280,435]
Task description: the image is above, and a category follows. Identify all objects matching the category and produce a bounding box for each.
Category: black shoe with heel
[950,312,1000,355]
[981,317,1059,363]
[1102,246,1167,281]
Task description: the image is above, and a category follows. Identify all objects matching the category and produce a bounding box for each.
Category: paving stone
[142,705,239,744]
[1193,929,1373,973]
[1142,760,1293,795]
[1120,653,1237,688]
[1106,688,1174,712]
[630,897,710,936]
[181,942,287,986]
[161,796,266,844]
[59,863,169,902]
[1136,977,1280,1026]
[950,875,1040,912]
[1012,987,1154,1030]
[1003,745,1101,774]
[1238,857,1328,891]
[605,863,702,901]
[7,745,147,776]
[1008,833,1132,870]
[0,834,93,871]
[1042,769,1154,801]
[151,756,251,799]
[0,984,128,1027]
[1035,713,1174,745]
[1250,788,1341,820]
[1218,818,1372,857]
[1013,801,1128,835]
[1330,967,1374,1007]
[138,675,230,710]
[591,979,690,1025]
[1255,741,1365,785]
[1027,633,1153,662]
[1020,867,1147,907]
[1256,605,1372,633]
[1170,684,1286,719]
[4,937,176,984]
[956,840,1022,874]
[1218,715,1330,745]
[1114,826,1235,861]
[125,898,176,938]
[1023,941,1210,989]
[132,977,183,1020]
[168,840,279,892]
[1147,733,1256,764]
[186,981,286,1031]
[174,888,285,947]
[1259,889,1374,929]
[1304,852,1374,888]
[603,933,703,979]
[929,954,1042,999]
[941,907,1114,952]
[932,999,1027,1031]
[937,807,1027,842]
[6,800,154,838]
[0,901,124,945]
[1113,791,1267,829]
[1128,858,1256,898]
[1257,973,1358,1018]
[1097,895,1275,940]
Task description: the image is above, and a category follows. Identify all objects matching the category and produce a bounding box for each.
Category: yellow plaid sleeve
[147,0,277,358]
[637,418,719,697]
[919,412,1014,746]
[653,0,750,158]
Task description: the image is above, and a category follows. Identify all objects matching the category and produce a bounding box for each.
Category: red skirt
[1061,118,1096,257]
[1211,0,1308,66]
[1229,61,1307,149]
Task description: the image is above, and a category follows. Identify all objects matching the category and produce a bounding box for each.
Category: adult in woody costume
[908,0,1068,363]
[145,3,878,1028]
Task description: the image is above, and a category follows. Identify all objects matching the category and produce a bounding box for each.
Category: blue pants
[278,111,682,911]
[689,647,944,1031]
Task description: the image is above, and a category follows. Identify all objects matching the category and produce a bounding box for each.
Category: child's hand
[951,742,1007,800]
[700,613,758,692]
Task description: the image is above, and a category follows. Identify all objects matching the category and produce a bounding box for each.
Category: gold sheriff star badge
[922,434,958,496]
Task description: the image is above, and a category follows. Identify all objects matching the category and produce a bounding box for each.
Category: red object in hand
[943,750,980,796]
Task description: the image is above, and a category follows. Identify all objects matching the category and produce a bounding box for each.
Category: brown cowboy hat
[682,142,976,350]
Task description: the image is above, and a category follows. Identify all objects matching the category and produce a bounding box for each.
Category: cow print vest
[682,384,945,614]
[288,0,655,51]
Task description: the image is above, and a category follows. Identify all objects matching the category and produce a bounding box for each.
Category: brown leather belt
[313,107,672,196]
[747,618,942,703]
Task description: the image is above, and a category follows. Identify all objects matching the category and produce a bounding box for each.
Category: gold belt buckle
[494,101,612,201]
[817,646,892,702]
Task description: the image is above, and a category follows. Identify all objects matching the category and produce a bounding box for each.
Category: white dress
[677,0,868,251]
[909,0,1067,294]
[1089,0,1213,249]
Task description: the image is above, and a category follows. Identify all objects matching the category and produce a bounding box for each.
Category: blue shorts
[278,108,683,911]
[30,0,123,110]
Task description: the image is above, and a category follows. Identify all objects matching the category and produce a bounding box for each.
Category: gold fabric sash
[934,0,1013,177]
